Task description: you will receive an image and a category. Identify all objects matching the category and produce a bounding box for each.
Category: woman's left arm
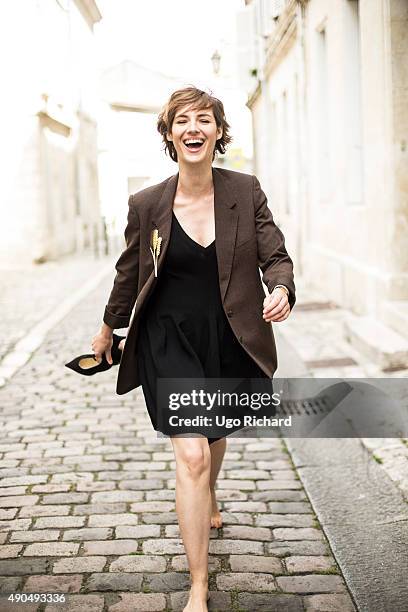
[252,175,296,322]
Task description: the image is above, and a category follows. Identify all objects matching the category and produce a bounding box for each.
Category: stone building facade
[239,0,408,363]
[0,0,102,264]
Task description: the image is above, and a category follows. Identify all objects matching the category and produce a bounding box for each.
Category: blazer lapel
[133,173,178,319]
[151,172,178,277]
[141,167,238,306]
[213,167,239,303]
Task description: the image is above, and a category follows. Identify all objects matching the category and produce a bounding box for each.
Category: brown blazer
[103,167,296,395]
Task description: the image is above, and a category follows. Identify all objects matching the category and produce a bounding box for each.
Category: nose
[186,119,200,133]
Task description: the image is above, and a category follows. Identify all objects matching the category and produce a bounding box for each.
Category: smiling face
[166,104,223,167]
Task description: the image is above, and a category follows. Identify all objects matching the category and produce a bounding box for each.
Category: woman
[92,86,296,612]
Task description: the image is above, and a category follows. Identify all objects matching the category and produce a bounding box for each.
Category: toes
[211,513,222,529]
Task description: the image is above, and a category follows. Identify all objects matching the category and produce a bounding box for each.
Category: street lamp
[211,49,221,75]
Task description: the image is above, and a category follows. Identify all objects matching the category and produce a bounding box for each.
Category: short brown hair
[157,86,233,162]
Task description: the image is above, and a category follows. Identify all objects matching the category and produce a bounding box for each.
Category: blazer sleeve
[253,175,296,311]
[103,195,140,329]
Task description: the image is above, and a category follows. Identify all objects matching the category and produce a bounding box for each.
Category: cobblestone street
[0,255,111,368]
[0,266,358,612]
[2,0,408,609]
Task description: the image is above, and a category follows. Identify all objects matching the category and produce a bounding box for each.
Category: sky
[93,0,253,157]
[95,0,244,82]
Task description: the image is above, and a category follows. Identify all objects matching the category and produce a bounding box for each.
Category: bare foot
[183,585,209,612]
[210,487,222,528]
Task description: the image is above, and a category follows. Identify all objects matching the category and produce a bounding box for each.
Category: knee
[179,444,210,480]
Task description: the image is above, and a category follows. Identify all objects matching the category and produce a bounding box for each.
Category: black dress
[136,211,271,445]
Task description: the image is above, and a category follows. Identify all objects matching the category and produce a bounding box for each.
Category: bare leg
[171,436,211,612]
[209,438,227,528]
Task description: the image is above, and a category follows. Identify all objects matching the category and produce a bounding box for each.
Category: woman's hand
[92,328,113,365]
[263,287,291,323]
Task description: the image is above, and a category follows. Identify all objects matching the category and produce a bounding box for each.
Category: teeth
[184,139,204,145]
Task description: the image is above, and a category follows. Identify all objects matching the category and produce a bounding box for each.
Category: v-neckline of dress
[172,210,215,251]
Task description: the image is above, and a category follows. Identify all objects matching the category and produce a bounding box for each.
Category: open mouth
[183,138,205,152]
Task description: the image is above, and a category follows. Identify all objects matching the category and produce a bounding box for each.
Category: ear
[216,126,223,141]
[166,130,173,142]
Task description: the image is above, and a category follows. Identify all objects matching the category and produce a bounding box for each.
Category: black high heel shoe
[65,334,126,376]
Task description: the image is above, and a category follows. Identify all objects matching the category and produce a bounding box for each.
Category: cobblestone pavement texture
[280,281,408,504]
[0,254,112,365]
[0,271,357,611]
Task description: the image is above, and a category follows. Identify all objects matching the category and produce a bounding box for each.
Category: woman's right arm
[103,195,140,328]
[93,195,140,363]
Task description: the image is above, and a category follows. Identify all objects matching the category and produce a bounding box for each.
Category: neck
[177,162,213,197]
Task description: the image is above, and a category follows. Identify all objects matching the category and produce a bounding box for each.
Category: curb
[0,261,114,388]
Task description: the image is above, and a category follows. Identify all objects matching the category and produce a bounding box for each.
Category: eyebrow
[175,112,212,119]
